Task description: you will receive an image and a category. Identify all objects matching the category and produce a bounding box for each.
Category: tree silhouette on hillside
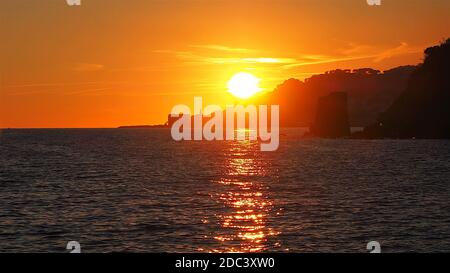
[257,65,415,127]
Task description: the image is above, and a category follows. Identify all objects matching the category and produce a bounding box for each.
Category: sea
[0,128,449,253]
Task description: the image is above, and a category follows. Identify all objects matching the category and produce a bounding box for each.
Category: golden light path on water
[203,140,282,253]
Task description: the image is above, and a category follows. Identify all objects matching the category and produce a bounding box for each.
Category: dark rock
[310,92,350,138]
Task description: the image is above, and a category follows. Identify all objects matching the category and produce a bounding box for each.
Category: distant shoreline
[2,127,450,140]
[118,125,168,129]
[0,126,169,129]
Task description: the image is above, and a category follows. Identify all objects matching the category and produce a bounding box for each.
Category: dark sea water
[0,128,450,253]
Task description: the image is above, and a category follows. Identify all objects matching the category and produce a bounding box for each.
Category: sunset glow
[1,0,450,257]
[227,72,262,99]
[0,0,449,128]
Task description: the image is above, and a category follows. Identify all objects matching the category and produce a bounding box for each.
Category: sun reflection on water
[205,141,281,253]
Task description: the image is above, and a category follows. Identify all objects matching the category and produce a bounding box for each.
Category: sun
[227,72,262,99]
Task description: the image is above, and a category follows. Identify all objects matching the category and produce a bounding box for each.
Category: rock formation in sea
[309,92,350,138]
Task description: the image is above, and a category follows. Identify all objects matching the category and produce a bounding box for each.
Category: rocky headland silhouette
[354,39,450,139]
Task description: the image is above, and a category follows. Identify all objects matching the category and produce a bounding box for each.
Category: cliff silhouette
[256,66,415,127]
[355,39,450,139]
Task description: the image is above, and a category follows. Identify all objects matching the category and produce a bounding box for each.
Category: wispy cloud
[373,42,421,62]
[154,49,297,65]
[283,42,423,69]
[66,87,112,95]
[281,55,374,69]
[152,42,423,76]
[72,63,105,72]
[2,81,107,88]
[338,42,422,63]
[189,44,254,53]
[202,57,298,64]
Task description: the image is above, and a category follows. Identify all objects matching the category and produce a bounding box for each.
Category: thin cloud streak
[154,42,423,70]
[72,63,105,72]
[189,44,254,53]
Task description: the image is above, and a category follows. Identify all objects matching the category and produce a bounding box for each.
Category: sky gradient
[1,0,449,128]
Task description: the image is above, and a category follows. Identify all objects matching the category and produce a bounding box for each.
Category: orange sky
[1,0,449,128]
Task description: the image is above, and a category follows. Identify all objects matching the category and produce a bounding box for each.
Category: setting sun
[227,72,262,99]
